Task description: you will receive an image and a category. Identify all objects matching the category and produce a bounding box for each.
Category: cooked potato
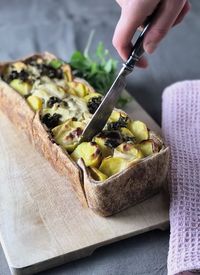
[137,139,159,157]
[89,167,108,181]
[27,95,43,111]
[120,127,135,142]
[52,120,85,152]
[99,156,129,177]
[114,143,143,161]
[120,127,133,137]
[93,136,113,158]
[10,79,32,96]
[68,82,89,97]
[71,142,102,167]
[109,110,128,123]
[128,120,149,142]
[32,89,50,107]
[84,92,103,103]
[62,64,73,82]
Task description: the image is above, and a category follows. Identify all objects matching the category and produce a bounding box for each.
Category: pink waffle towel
[162,81,200,275]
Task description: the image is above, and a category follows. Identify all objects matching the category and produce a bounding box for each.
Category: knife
[80,22,151,143]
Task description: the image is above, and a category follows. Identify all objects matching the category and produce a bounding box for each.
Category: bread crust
[79,144,169,216]
[0,52,169,216]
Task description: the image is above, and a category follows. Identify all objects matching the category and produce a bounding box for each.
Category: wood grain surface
[0,95,169,275]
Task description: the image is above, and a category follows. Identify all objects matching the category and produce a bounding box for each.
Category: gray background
[0,0,199,274]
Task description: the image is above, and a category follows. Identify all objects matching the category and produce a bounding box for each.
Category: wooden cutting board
[0,95,169,275]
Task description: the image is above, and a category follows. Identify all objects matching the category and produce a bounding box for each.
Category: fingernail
[144,42,157,54]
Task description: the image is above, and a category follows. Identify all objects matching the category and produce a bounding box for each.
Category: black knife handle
[124,9,158,72]
[125,27,148,71]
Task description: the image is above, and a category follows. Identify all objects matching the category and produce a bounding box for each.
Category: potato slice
[52,120,85,152]
[68,82,89,97]
[93,136,113,158]
[83,92,103,103]
[109,110,128,123]
[62,64,73,82]
[120,127,133,137]
[99,156,129,177]
[71,142,102,167]
[120,127,135,142]
[137,139,159,157]
[27,95,43,111]
[114,143,143,161]
[32,89,50,107]
[89,167,108,181]
[10,79,32,96]
[128,120,148,142]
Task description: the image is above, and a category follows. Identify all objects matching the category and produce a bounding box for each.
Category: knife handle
[124,12,157,72]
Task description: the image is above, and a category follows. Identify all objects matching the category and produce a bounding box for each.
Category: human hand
[113,0,191,67]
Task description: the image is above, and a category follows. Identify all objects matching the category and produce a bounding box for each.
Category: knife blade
[80,23,150,143]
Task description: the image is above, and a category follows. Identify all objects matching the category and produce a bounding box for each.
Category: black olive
[105,139,121,148]
[98,130,122,149]
[107,115,128,131]
[41,113,62,129]
[7,69,29,83]
[98,130,121,140]
[87,96,102,114]
[37,64,63,79]
[47,96,62,108]
[18,70,29,81]
[8,70,19,82]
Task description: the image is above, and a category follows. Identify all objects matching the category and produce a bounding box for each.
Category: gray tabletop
[0,1,199,274]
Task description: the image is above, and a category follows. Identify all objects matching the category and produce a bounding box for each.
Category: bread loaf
[0,52,169,216]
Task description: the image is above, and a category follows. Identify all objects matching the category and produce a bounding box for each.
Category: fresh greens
[49,59,64,69]
[69,39,130,107]
[70,42,117,93]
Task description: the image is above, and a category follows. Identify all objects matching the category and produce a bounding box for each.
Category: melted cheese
[42,95,89,123]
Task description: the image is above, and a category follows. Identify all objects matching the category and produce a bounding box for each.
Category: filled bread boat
[0,52,169,216]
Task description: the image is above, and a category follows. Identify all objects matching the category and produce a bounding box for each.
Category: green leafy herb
[49,59,64,69]
[70,42,117,93]
[69,33,131,107]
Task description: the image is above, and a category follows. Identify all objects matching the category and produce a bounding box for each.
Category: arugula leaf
[69,39,130,107]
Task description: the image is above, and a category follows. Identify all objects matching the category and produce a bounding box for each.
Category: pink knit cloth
[162,81,200,275]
